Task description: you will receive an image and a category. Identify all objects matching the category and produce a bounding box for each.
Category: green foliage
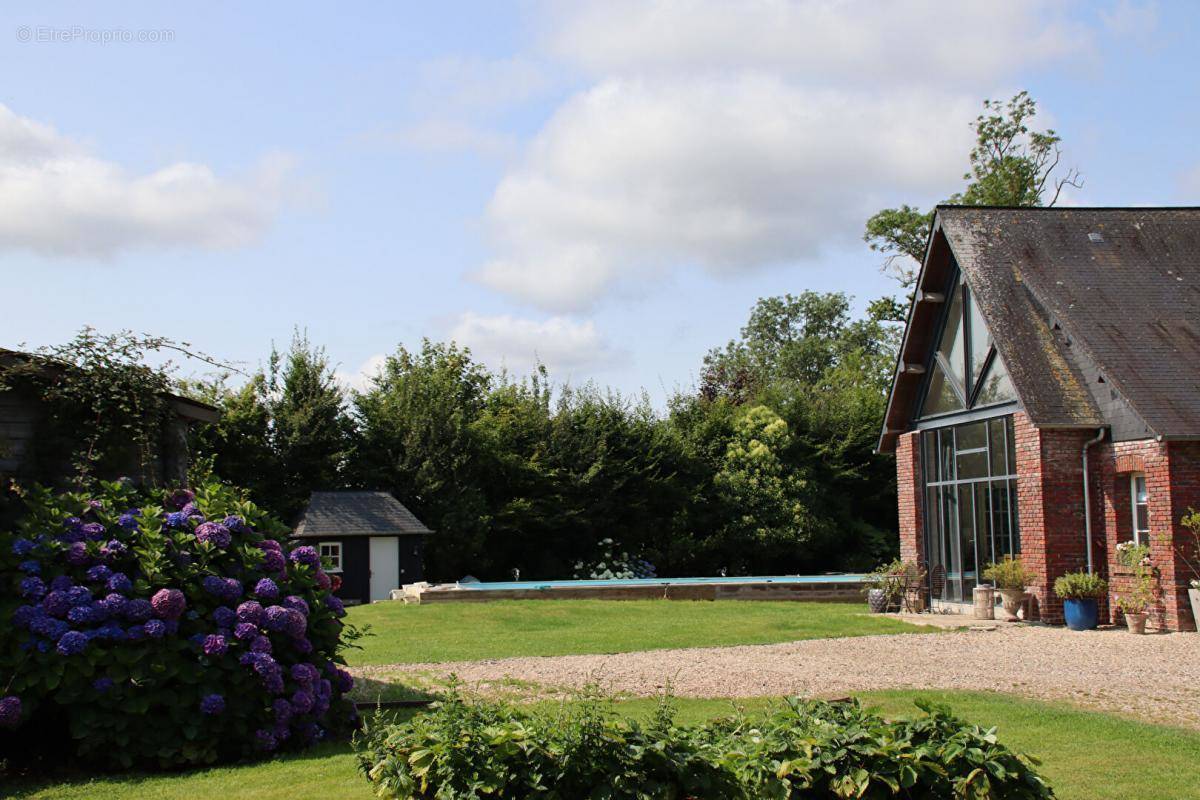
[864,558,906,605]
[0,480,356,769]
[1114,543,1155,615]
[983,556,1031,591]
[355,690,1054,799]
[1053,572,1107,600]
[864,91,1082,288]
[1177,508,1200,588]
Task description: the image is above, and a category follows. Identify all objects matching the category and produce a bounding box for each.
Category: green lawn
[344,599,938,665]
[10,691,1200,800]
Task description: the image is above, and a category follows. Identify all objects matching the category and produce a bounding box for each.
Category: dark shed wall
[330,536,370,604]
[399,536,424,584]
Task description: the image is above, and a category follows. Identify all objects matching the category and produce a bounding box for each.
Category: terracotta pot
[1189,589,1200,632]
[998,588,1025,622]
[1124,611,1148,634]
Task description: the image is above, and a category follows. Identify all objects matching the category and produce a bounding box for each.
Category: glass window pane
[923,430,937,483]
[955,421,986,451]
[990,480,1011,558]
[1136,505,1149,533]
[974,482,991,566]
[1005,417,1017,474]
[967,288,992,389]
[1134,476,1148,504]
[958,484,977,589]
[956,450,988,479]
[939,429,955,482]
[922,360,965,416]
[977,351,1017,406]
[1009,477,1021,553]
[988,417,1007,476]
[937,283,967,395]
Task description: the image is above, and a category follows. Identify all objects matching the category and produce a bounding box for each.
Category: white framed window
[1130,473,1150,546]
[319,541,343,573]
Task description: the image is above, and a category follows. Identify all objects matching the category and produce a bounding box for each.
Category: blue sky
[1,1,1196,402]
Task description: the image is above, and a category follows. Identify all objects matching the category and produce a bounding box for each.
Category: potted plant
[1053,571,1107,631]
[1115,541,1154,634]
[982,556,1030,622]
[863,559,904,613]
[1178,509,1200,631]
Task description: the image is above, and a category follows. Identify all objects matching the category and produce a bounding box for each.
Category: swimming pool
[402,573,866,604]
[458,574,864,591]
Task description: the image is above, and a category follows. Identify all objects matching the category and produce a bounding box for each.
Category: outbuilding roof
[879,206,1200,451]
[293,491,433,538]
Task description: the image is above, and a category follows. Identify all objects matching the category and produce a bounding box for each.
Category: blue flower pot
[1063,598,1099,631]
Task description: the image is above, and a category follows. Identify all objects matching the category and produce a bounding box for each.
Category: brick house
[878,206,1200,632]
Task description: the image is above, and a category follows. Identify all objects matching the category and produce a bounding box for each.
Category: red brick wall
[1012,413,1098,624]
[895,431,924,566]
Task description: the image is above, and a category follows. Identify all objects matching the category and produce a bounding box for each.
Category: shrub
[0,480,359,769]
[863,557,906,607]
[572,538,656,580]
[356,690,1054,799]
[1053,571,1107,600]
[983,556,1031,591]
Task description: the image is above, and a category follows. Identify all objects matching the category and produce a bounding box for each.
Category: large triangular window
[919,277,1017,418]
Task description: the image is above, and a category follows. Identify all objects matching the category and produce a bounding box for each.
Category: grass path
[11,691,1200,800]
[344,599,937,665]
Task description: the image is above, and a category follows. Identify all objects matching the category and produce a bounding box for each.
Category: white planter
[998,588,1025,622]
[1188,588,1200,632]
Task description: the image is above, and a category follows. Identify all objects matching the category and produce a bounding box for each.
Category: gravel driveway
[353,625,1200,730]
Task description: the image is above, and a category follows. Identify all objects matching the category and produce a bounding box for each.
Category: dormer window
[919,275,1016,419]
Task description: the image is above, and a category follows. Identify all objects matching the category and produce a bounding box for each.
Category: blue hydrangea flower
[118,508,142,530]
[124,598,153,622]
[165,511,189,529]
[253,578,279,599]
[66,586,92,607]
[12,605,39,628]
[85,564,112,584]
[200,694,225,715]
[289,546,320,567]
[42,591,72,618]
[56,630,89,656]
[143,619,167,638]
[92,677,114,693]
[18,560,40,575]
[50,575,74,592]
[11,538,35,556]
[213,606,236,628]
[223,515,250,534]
[254,729,277,751]
[106,572,133,594]
[20,577,46,600]
[81,522,106,541]
[101,540,127,560]
[67,605,97,625]
[65,542,90,566]
[31,615,68,640]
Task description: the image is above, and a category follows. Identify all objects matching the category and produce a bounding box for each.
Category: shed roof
[879,206,1200,451]
[293,491,433,538]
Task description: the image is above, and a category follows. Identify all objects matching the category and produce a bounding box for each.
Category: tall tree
[864,91,1083,288]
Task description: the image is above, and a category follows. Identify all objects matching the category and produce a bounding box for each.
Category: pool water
[458,574,864,591]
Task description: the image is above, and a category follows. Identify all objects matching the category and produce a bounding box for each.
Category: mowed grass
[344,599,938,665]
[10,691,1200,800]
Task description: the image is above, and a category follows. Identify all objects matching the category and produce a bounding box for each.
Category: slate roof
[293,491,433,538]
[879,206,1200,451]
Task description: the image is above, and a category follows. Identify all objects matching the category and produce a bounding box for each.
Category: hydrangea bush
[572,538,657,581]
[0,480,358,768]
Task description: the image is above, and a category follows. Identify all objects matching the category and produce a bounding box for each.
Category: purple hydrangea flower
[65,542,90,566]
[326,594,346,617]
[56,630,89,656]
[13,604,38,628]
[50,575,74,592]
[62,516,83,533]
[259,539,282,553]
[93,677,114,693]
[314,570,331,590]
[200,694,225,715]
[0,696,21,728]
[333,668,354,693]
[261,550,286,573]
[67,605,97,625]
[85,564,112,583]
[223,515,249,534]
[213,606,236,628]
[290,690,314,714]
[20,577,46,600]
[99,593,127,617]
[101,540,127,560]
[254,729,277,751]
[262,605,289,632]
[282,595,309,615]
[237,601,264,626]
[293,638,313,654]
[195,522,231,548]
[42,591,72,618]
[151,588,186,620]
[81,522,106,541]
[168,489,195,509]
[202,576,227,597]
[254,578,279,599]
[272,698,292,723]
[107,572,133,594]
[250,635,272,654]
[291,662,319,685]
[202,634,228,657]
[143,619,167,638]
[18,559,41,574]
[11,538,35,556]
[234,622,258,640]
[124,598,152,622]
[289,546,319,567]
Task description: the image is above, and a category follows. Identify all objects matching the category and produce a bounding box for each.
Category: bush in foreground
[356,691,1054,799]
[0,480,358,769]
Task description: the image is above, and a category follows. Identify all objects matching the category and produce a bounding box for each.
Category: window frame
[318,541,343,573]
[1129,473,1150,546]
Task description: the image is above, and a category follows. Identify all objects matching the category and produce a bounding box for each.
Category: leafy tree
[864,91,1083,288]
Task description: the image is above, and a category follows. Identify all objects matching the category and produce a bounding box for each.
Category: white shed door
[369,536,400,602]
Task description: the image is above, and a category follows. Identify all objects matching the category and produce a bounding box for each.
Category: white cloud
[473,0,1097,311]
[1100,0,1158,40]
[448,312,623,375]
[539,0,1092,84]
[0,103,289,257]
[476,77,977,311]
[335,353,388,393]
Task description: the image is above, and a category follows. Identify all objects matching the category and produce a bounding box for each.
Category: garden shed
[293,491,432,603]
